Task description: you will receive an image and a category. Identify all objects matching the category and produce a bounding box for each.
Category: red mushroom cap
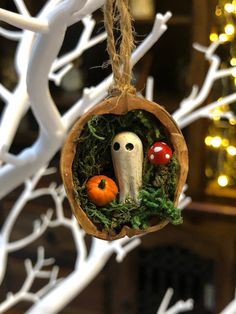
[148,142,172,165]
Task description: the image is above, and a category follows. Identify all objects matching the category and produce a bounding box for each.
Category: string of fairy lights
[205,0,236,192]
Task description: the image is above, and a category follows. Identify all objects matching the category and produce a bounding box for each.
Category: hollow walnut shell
[60,94,188,241]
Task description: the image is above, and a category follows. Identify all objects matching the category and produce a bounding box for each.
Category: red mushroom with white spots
[148,142,172,165]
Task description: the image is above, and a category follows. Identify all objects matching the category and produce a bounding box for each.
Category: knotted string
[104,0,136,95]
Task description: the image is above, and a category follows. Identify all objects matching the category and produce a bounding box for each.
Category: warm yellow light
[210,33,218,42]
[230,118,236,125]
[213,108,222,114]
[218,175,229,187]
[222,104,230,111]
[230,58,236,66]
[232,68,236,78]
[225,24,235,35]
[219,33,228,42]
[212,108,222,121]
[205,136,212,146]
[233,0,236,13]
[234,77,236,85]
[224,3,234,13]
[211,136,222,148]
[227,145,236,156]
[213,115,221,121]
[205,167,213,177]
[215,7,222,16]
[222,138,229,147]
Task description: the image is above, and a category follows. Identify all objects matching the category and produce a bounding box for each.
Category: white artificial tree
[0,1,236,313]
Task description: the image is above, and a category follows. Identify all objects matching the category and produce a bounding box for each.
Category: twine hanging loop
[104,0,136,95]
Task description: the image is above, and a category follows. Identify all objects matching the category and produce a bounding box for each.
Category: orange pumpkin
[86,175,118,206]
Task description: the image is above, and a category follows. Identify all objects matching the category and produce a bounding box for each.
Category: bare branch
[173,40,235,122]
[7,210,53,252]
[37,183,88,268]
[157,288,174,313]
[70,0,105,22]
[51,16,106,73]
[145,76,154,101]
[214,67,236,79]
[84,31,107,50]
[112,237,142,263]
[36,266,59,298]
[0,145,34,166]
[0,26,22,40]
[157,288,194,314]
[0,8,49,32]
[166,299,193,314]
[220,298,236,314]
[0,84,11,102]
[49,63,73,86]
[0,247,58,313]
[179,93,236,128]
[13,0,30,16]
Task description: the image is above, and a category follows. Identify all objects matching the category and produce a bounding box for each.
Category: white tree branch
[0,83,12,101]
[13,0,30,16]
[70,0,105,22]
[215,67,236,79]
[0,167,52,285]
[0,26,22,40]
[112,237,142,263]
[131,12,172,68]
[45,184,88,267]
[165,299,194,314]
[26,237,140,314]
[173,40,230,122]
[0,247,58,313]
[145,76,154,101]
[6,210,53,252]
[0,88,29,166]
[157,288,193,314]
[0,8,49,33]
[0,145,34,166]
[52,15,99,72]
[220,297,236,314]
[1,167,47,242]
[49,63,73,85]
[0,0,63,166]
[84,31,107,50]
[36,266,59,298]
[158,288,173,313]
[178,184,191,210]
[178,93,236,128]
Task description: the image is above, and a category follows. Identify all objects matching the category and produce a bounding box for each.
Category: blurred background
[0,0,236,313]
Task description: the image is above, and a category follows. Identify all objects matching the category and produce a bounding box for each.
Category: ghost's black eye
[113,142,120,151]
[126,143,134,151]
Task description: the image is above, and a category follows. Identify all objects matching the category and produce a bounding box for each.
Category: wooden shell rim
[60,93,188,241]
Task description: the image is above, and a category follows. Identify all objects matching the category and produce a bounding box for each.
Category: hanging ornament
[61,0,188,240]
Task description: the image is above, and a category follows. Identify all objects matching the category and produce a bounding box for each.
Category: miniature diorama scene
[61,96,188,240]
[0,0,235,313]
[72,110,181,234]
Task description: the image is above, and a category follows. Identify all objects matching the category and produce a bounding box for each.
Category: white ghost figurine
[111,131,143,203]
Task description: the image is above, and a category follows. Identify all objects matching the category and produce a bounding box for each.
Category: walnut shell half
[60,94,188,241]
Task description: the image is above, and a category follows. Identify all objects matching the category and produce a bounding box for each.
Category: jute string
[104,0,136,95]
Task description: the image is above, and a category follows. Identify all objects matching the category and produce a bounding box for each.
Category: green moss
[72,110,182,233]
